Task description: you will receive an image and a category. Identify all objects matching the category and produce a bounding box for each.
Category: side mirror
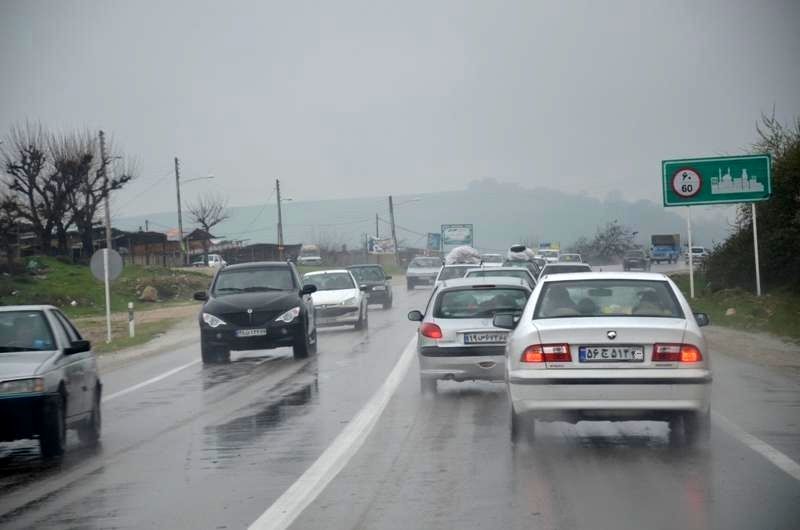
[359,284,368,292]
[407,310,423,322]
[301,284,317,295]
[385,275,392,280]
[65,339,91,355]
[694,312,710,327]
[193,291,208,301]
[493,313,518,330]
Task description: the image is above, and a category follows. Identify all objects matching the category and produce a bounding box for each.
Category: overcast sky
[1,0,798,219]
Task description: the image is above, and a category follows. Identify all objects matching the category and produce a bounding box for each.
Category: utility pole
[388,195,398,265]
[99,131,112,252]
[174,157,186,266]
[145,219,149,232]
[375,213,379,238]
[276,179,284,260]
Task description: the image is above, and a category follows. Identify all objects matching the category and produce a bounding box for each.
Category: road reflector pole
[752,203,762,296]
[687,206,694,299]
[104,248,112,343]
[128,302,135,338]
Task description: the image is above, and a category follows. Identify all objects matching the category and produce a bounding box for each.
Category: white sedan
[303,270,368,330]
[495,272,712,446]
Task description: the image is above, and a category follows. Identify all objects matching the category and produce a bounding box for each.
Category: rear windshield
[435,288,529,319]
[534,280,683,319]
[0,311,56,352]
[541,264,592,275]
[559,254,581,262]
[349,267,385,282]
[438,266,471,281]
[213,267,295,294]
[410,258,441,268]
[481,254,503,263]
[466,269,533,286]
[304,272,355,291]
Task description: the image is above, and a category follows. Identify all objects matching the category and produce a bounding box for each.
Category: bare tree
[187,193,229,259]
[0,190,20,272]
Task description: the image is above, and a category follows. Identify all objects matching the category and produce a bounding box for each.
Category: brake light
[420,322,443,339]
[520,344,571,363]
[652,343,703,363]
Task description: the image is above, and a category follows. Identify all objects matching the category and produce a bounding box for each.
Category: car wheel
[201,338,229,363]
[40,394,66,459]
[383,296,392,310]
[684,409,711,447]
[420,375,437,396]
[78,385,102,446]
[406,279,414,290]
[354,305,367,330]
[308,327,318,355]
[293,327,311,359]
[510,406,535,445]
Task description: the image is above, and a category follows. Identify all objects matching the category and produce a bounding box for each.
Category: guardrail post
[128,302,135,338]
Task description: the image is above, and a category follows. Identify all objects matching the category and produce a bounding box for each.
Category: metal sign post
[104,249,111,342]
[687,207,694,299]
[752,203,762,296]
[90,249,124,343]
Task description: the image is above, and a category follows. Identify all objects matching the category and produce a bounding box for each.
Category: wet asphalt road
[1,271,799,529]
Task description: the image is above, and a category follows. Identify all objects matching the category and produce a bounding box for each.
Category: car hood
[311,289,360,306]
[408,267,441,275]
[0,351,58,379]
[205,291,301,314]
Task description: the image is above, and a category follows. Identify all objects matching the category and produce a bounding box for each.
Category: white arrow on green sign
[662,154,771,207]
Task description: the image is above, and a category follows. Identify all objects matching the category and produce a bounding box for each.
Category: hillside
[116,181,733,251]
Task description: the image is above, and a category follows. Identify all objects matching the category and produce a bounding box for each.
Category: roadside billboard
[427,232,442,251]
[441,224,474,252]
[368,237,396,254]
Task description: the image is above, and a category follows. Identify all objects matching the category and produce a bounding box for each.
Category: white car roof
[303,269,350,277]
[438,277,530,290]
[539,271,669,283]
[0,305,58,312]
[465,267,533,274]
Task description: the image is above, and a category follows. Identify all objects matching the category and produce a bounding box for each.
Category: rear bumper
[420,354,506,382]
[407,275,436,284]
[366,289,390,303]
[0,393,59,441]
[508,370,711,418]
[315,307,360,327]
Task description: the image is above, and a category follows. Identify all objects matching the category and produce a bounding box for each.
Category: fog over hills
[116,179,733,251]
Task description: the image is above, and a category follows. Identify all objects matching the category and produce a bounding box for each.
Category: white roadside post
[687,206,694,299]
[128,302,135,338]
[752,203,762,296]
[104,248,112,343]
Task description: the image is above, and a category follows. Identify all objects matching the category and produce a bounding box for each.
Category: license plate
[579,345,644,362]
[463,332,507,345]
[372,286,386,291]
[235,328,267,338]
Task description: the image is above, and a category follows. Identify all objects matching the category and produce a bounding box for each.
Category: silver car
[433,264,475,288]
[408,278,532,394]
[0,306,102,458]
[496,272,712,445]
[406,257,443,289]
[465,266,537,288]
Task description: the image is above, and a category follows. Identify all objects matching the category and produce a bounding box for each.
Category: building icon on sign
[710,167,765,195]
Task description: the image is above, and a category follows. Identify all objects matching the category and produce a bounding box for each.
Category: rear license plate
[235,328,267,338]
[372,286,385,291]
[579,345,644,362]
[463,332,507,345]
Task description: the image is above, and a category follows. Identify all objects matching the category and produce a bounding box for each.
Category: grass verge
[671,272,800,341]
[91,318,181,354]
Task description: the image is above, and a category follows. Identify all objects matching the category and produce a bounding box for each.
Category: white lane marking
[713,410,800,482]
[249,335,417,530]
[102,359,200,402]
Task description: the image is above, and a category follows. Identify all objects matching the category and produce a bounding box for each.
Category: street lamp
[174,156,214,266]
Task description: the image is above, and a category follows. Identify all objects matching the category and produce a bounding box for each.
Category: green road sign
[662,154,771,207]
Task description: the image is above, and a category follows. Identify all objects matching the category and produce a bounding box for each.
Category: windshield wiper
[215,287,243,293]
[241,286,285,292]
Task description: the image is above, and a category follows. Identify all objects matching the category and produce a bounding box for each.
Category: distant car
[503,259,542,279]
[0,306,101,459]
[539,249,560,263]
[194,261,318,363]
[348,264,393,309]
[408,277,532,394]
[559,253,582,263]
[479,253,504,267]
[192,254,226,268]
[298,244,323,266]
[303,270,369,330]
[464,266,536,288]
[406,257,443,289]
[624,250,651,271]
[685,247,710,265]
[434,264,475,288]
[539,262,592,279]
[497,272,712,446]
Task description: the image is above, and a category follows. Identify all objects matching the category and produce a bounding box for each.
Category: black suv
[348,264,393,309]
[194,262,317,363]
[623,250,651,271]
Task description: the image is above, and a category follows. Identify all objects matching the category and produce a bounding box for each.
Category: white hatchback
[496,272,712,446]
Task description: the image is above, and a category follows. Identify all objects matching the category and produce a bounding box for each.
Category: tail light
[521,344,571,363]
[420,322,443,339]
[652,343,703,363]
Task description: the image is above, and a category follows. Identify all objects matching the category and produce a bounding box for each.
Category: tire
[355,305,368,330]
[684,409,711,447]
[308,328,318,355]
[78,386,102,446]
[420,375,437,396]
[510,406,535,445]
[40,394,66,459]
[383,296,393,310]
[406,279,414,290]
[201,338,229,364]
[293,327,311,359]
[668,415,683,447]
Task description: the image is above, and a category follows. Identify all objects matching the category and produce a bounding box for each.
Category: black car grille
[317,307,358,318]
[221,310,282,327]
